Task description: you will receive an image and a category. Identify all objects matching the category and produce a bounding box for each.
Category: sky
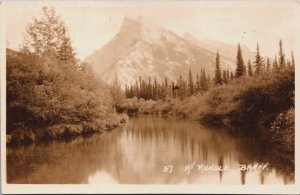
[4,0,298,60]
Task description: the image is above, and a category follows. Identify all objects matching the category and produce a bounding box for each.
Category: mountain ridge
[84,16,253,88]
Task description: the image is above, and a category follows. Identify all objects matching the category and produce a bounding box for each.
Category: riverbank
[6,113,129,145]
[118,67,295,157]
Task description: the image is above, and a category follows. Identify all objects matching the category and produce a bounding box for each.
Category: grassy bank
[6,113,128,145]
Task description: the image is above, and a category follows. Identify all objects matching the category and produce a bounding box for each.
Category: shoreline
[6,113,129,146]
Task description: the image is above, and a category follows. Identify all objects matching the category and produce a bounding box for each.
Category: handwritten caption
[162,162,269,174]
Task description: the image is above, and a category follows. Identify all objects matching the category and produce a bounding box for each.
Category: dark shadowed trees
[279,40,286,68]
[254,43,263,75]
[188,69,194,96]
[248,60,253,76]
[235,43,245,78]
[214,51,222,85]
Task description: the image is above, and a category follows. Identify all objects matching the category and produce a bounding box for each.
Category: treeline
[125,42,295,101]
[125,69,212,101]
[7,7,127,145]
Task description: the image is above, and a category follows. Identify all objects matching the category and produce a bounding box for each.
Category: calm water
[7,116,294,184]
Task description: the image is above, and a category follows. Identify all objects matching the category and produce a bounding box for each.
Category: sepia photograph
[1,0,299,194]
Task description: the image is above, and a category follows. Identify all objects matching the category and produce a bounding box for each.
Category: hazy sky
[4,1,298,60]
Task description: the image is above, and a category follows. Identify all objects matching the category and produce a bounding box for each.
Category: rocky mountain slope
[84,17,252,88]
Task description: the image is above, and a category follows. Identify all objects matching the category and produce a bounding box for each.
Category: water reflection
[7,116,294,184]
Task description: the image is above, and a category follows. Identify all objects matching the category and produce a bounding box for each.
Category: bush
[7,50,128,144]
[270,108,294,154]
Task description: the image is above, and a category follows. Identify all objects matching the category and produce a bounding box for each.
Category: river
[7,116,294,184]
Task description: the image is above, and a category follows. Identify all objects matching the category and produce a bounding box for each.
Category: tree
[223,70,228,84]
[262,61,266,72]
[164,77,171,99]
[21,6,75,62]
[279,40,285,68]
[235,43,245,78]
[286,60,291,67]
[200,68,208,91]
[291,51,295,67]
[178,75,187,100]
[230,72,234,80]
[248,60,253,76]
[254,43,263,75]
[58,27,76,62]
[273,55,279,71]
[188,69,194,96]
[226,70,230,83]
[214,51,222,85]
[196,73,200,93]
[153,78,158,100]
[266,58,271,71]
[111,74,124,106]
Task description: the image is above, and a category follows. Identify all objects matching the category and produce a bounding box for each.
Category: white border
[1,0,300,194]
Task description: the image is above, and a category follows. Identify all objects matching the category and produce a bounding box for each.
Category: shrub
[7,50,128,144]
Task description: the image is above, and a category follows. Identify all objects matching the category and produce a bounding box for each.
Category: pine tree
[110,74,124,105]
[134,81,139,98]
[266,58,271,71]
[153,78,158,100]
[58,27,76,62]
[164,77,171,99]
[196,73,200,93]
[286,60,291,67]
[141,80,147,99]
[125,84,129,98]
[178,75,184,100]
[291,51,295,67]
[230,72,234,80]
[226,69,230,83]
[171,81,177,98]
[214,51,222,85]
[273,55,279,71]
[188,69,194,96]
[262,61,266,72]
[147,77,153,100]
[182,80,188,99]
[138,76,142,97]
[247,60,253,76]
[235,43,245,78]
[223,70,228,84]
[200,68,208,92]
[254,43,263,75]
[279,40,285,68]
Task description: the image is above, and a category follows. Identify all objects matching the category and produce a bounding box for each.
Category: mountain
[84,17,240,88]
[183,33,256,64]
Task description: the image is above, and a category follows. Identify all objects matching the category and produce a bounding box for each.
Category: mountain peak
[122,16,164,29]
[119,16,166,44]
[182,32,194,39]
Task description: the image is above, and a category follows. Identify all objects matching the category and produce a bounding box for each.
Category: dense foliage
[7,7,127,144]
[7,50,127,144]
